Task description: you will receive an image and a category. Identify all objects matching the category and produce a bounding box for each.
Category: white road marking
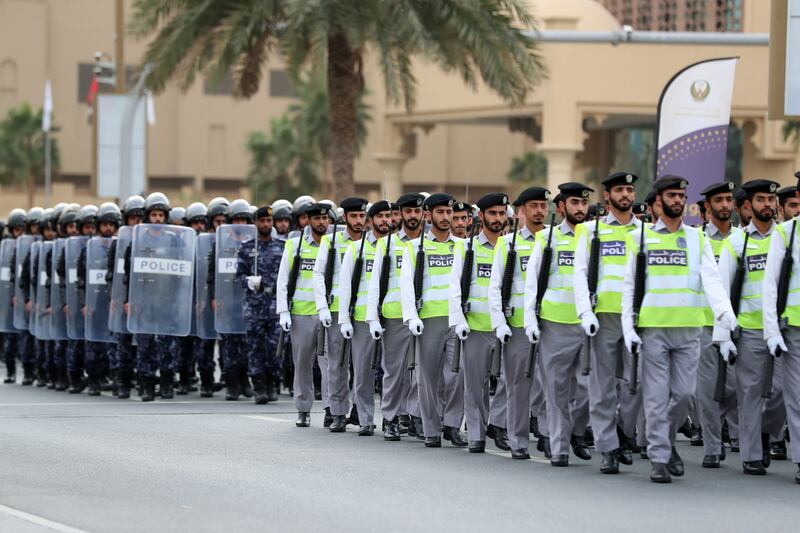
[241,415,292,423]
[0,503,90,533]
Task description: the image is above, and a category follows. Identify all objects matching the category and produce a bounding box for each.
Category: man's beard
[402,217,421,230]
[565,211,586,226]
[753,208,774,223]
[710,207,731,222]
[432,219,450,232]
[258,226,271,237]
[609,197,631,212]
[346,222,363,234]
[661,202,684,219]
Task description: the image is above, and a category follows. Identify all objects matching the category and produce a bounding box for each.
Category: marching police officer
[778,185,800,222]
[2,209,27,384]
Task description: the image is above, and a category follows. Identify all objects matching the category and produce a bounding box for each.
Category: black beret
[700,181,735,198]
[644,190,657,206]
[794,170,800,181]
[513,187,550,206]
[304,202,332,218]
[396,193,425,208]
[340,197,368,213]
[390,202,398,210]
[695,200,706,213]
[778,185,797,200]
[423,193,455,210]
[653,175,688,192]
[602,172,639,189]
[255,206,273,219]
[368,200,392,217]
[633,202,647,214]
[740,179,779,197]
[476,192,509,211]
[452,200,472,213]
[558,182,594,199]
[733,187,747,206]
[552,193,563,205]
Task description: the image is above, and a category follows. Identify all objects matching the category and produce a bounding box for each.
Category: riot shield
[27,241,40,335]
[0,240,18,332]
[34,241,53,340]
[65,236,89,340]
[127,224,195,336]
[49,238,68,340]
[13,235,39,330]
[214,224,256,334]
[85,237,115,343]
[195,233,216,340]
[109,226,132,333]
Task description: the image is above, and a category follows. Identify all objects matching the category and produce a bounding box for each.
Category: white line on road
[241,415,292,423]
[0,400,289,407]
[0,503,90,533]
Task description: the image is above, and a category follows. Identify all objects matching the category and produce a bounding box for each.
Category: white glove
[279,311,292,332]
[369,321,383,340]
[581,312,599,337]
[719,340,737,363]
[718,311,738,332]
[246,275,261,292]
[455,323,470,340]
[767,335,788,357]
[525,323,540,344]
[408,318,424,336]
[496,324,512,344]
[340,323,353,340]
[624,329,642,354]
[318,308,332,328]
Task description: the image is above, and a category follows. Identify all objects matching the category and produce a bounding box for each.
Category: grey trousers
[540,320,587,456]
[571,362,590,435]
[439,335,465,428]
[781,328,800,463]
[380,318,413,421]
[696,327,737,457]
[489,372,508,428]
[417,317,458,437]
[463,331,498,442]
[617,342,644,440]
[291,314,322,413]
[405,357,420,417]
[317,328,330,409]
[641,327,701,464]
[326,312,351,416]
[734,328,774,462]
[351,321,376,427]
[588,313,626,453]
[763,356,786,442]
[501,327,534,450]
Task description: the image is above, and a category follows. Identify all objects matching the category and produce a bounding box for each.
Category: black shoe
[530,415,541,438]
[537,436,552,459]
[199,371,214,398]
[384,418,401,441]
[347,405,360,426]
[295,412,310,427]
[68,371,83,393]
[795,465,800,484]
[425,436,442,448]
[770,441,787,461]
[409,416,425,441]
[265,375,279,403]
[761,433,772,468]
[468,440,485,453]
[511,449,531,460]
[640,450,649,460]
[398,414,410,435]
[117,370,131,399]
[55,368,68,391]
[176,372,190,395]
[551,454,569,467]
[22,363,35,385]
[618,448,633,466]
[3,360,15,383]
[252,375,268,405]
[225,373,240,401]
[600,451,620,474]
[160,372,174,399]
[583,426,595,448]
[720,442,727,461]
[323,407,334,428]
[678,418,693,439]
[667,447,684,476]
[702,455,721,468]
[443,426,468,447]
[141,377,155,402]
[722,420,731,444]
[487,424,511,451]
[570,435,592,461]
[358,425,375,437]
[690,427,703,446]
[743,461,767,475]
[329,415,347,433]
[87,378,101,396]
[730,438,740,452]
[650,462,672,483]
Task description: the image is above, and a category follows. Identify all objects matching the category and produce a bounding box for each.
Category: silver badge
[770,183,777,193]
[680,180,687,189]
[676,236,687,249]
[544,191,551,200]
[625,174,633,183]
[727,182,735,190]
[581,189,590,198]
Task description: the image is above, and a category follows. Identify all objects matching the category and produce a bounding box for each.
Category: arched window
[0,59,18,104]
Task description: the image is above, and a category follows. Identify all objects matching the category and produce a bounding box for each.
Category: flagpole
[44,132,52,207]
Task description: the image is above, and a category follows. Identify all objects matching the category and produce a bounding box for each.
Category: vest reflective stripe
[539,228,580,324]
[377,236,404,319]
[406,238,456,319]
[636,226,705,327]
[777,222,800,326]
[724,232,771,330]
[576,221,637,314]
[494,233,535,328]
[701,227,741,326]
[321,232,353,312]
[286,237,320,316]
[461,240,495,331]
[351,238,377,322]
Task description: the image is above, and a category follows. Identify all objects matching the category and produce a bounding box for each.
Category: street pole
[115,0,125,94]
[44,132,51,207]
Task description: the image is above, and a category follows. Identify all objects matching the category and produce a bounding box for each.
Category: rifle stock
[525,213,556,378]
[629,223,647,395]
[339,229,367,368]
[452,214,479,373]
[278,228,306,363]
[765,218,796,398]
[372,227,394,370]
[584,205,602,376]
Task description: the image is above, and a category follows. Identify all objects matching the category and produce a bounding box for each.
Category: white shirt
[448,232,495,328]
[488,226,538,330]
[311,229,356,313]
[762,218,798,339]
[400,231,458,324]
[276,231,319,315]
[338,232,379,326]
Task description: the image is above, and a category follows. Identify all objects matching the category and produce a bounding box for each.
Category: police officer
[272,205,292,242]
[451,201,471,239]
[239,205,284,404]
[521,183,593,465]
[18,207,44,386]
[36,207,59,389]
[573,172,642,474]
[694,181,741,468]
[715,179,782,475]
[622,175,736,483]
[777,185,800,222]
[55,205,83,392]
[734,187,752,228]
[2,208,27,384]
[644,190,660,223]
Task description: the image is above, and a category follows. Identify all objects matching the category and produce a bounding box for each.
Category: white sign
[132,258,192,277]
[88,269,108,285]
[68,268,78,284]
[39,271,48,286]
[217,258,238,275]
[117,258,125,274]
[97,94,146,197]
[0,267,10,281]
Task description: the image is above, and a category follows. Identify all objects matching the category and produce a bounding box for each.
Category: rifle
[489,217,519,378]
[714,232,749,402]
[525,213,556,378]
[407,231,426,371]
[372,226,394,369]
[765,217,796,398]
[275,227,305,358]
[629,222,647,395]
[339,229,367,367]
[452,214,479,373]
[585,203,603,376]
[316,219,339,357]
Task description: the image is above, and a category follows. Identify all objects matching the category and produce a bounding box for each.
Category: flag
[655,57,739,222]
[42,80,53,132]
[145,90,156,125]
[86,75,98,124]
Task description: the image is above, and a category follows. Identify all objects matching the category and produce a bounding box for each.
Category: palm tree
[507,151,547,185]
[130,0,546,198]
[0,103,60,207]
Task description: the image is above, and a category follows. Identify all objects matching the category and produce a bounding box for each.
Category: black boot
[650,462,672,483]
[600,451,620,474]
[176,372,190,395]
[570,434,592,460]
[324,407,334,428]
[384,418,401,441]
[330,415,347,432]
[265,374,278,402]
[240,368,254,398]
[141,376,155,402]
[68,371,84,393]
[87,374,101,396]
[3,359,16,383]
[443,426,468,447]
[199,371,214,398]
[225,373,240,401]
[487,424,511,451]
[761,433,772,469]
[47,367,57,389]
[118,370,131,399]
[252,375,268,405]
[22,363,35,385]
[160,372,174,399]
[36,365,47,387]
[55,368,68,392]
[347,404,360,426]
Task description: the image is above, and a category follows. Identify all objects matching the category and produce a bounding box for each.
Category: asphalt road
[1,382,799,533]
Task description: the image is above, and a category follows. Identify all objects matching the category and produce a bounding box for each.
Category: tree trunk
[327,33,360,200]
[27,173,34,208]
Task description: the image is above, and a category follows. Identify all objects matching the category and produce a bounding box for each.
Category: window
[269,70,296,98]
[0,59,18,96]
[204,71,235,96]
